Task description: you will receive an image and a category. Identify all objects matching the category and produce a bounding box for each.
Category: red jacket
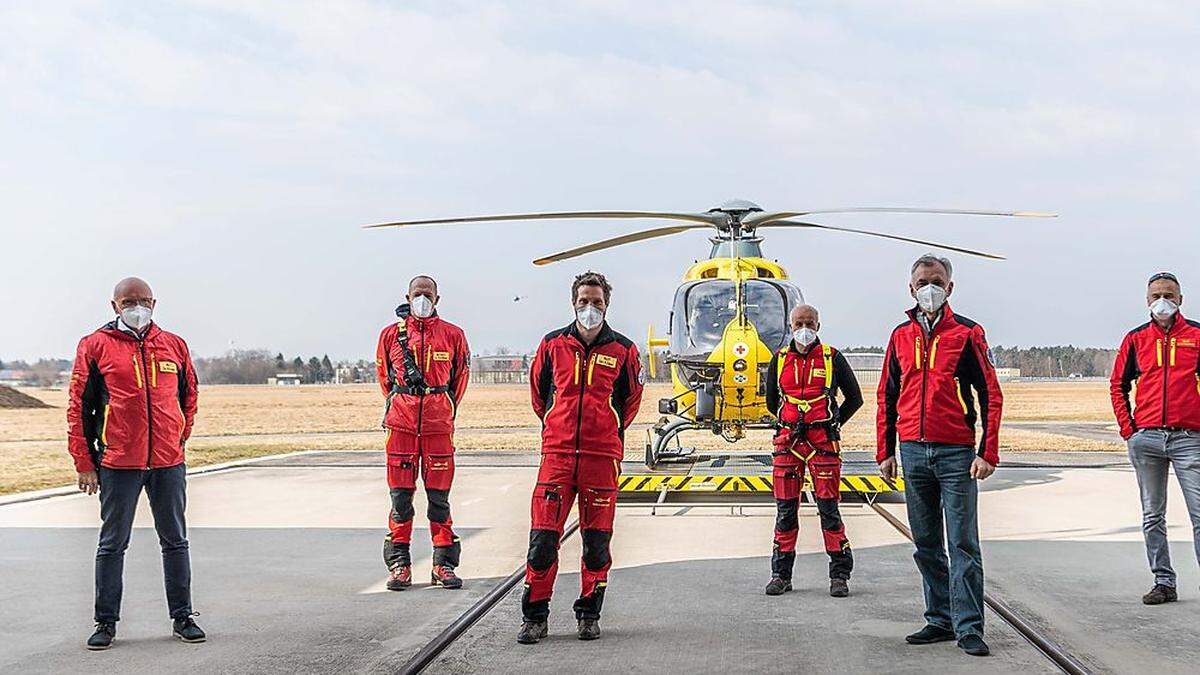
[765,340,863,451]
[375,313,470,437]
[1110,313,1200,438]
[530,322,644,460]
[67,322,199,473]
[877,305,1004,465]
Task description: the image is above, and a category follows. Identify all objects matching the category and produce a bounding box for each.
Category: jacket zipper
[575,343,593,456]
[916,333,929,441]
[1161,332,1170,427]
[140,341,153,468]
[416,319,425,441]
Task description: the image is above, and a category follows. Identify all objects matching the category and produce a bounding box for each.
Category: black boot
[1143,584,1178,605]
[173,615,206,643]
[765,576,792,596]
[905,624,955,644]
[517,620,548,644]
[87,622,116,651]
[577,618,601,640]
[829,578,849,598]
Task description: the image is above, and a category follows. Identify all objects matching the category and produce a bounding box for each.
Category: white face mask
[915,284,948,314]
[576,305,604,330]
[1151,297,1179,320]
[793,327,817,348]
[409,294,435,318]
[120,305,153,331]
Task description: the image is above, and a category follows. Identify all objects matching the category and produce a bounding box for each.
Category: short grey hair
[911,254,953,279]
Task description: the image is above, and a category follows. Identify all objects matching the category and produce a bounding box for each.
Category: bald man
[764,304,863,597]
[67,278,203,650]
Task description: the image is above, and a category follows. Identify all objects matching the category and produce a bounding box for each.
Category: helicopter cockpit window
[670,280,803,355]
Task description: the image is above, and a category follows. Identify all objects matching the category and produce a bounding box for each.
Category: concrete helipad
[2,450,1199,673]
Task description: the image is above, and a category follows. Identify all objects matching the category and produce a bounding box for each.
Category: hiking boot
[829,578,849,598]
[764,576,792,596]
[577,618,601,640]
[1143,584,1178,605]
[172,615,206,643]
[905,624,955,644]
[958,634,990,656]
[431,565,463,589]
[387,565,412,591]
[86,622,116,650]
[516,620,548,644]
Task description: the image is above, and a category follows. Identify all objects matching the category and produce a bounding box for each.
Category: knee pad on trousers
[581,529,612,571]
[815,498,843,532]
[426,488,451,523]
[775,498,799,533]
[383,535,411,568]
[389,488,415,523]
[527,529,559,571]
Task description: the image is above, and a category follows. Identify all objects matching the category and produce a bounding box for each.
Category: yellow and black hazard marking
[617,474,904,494]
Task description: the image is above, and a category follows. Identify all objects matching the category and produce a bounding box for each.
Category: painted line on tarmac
[868,501,1092,675]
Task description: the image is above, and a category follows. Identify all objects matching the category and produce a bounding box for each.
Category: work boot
[764,576,792,596]
[431,565,463,589]
[172,615,206,643]
[905,624,955,644]
[86,622,116,650]
[577,618,601,640]
[958,634,990,656]
[516,620,548,644]
[1142,584,1178,605]
[829,578,849,598]
[387,564,412,591]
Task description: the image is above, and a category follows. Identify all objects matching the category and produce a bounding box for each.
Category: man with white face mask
[764,304,863,598]
[375,275,471,591]
[877,254,1004,658]
[67,277,202,649]
[519,271,643,644]
[1111,271,1200,605]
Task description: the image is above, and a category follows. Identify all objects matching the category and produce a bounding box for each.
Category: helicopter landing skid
[645,416,702,469]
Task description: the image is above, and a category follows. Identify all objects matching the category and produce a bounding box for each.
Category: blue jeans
[95,464,192,622]
[899,442,984,639]
[1127,428,1200,588]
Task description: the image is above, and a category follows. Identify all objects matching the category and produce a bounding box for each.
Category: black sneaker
[765,577,792,596]
[829,578,849,598]
[577,618,601,640]
[905,624,955,644]
[958,634,990,656]
[86,622,116,651]
[1143,584,1178,605]
[516,620,548,644]
[173,615,206,643]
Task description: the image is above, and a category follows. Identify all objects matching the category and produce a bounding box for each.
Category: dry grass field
[0,380,1121,495]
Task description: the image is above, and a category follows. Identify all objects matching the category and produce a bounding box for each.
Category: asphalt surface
[3,448,1200,674]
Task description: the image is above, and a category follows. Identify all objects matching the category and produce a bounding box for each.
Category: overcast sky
[2,1,1198,362]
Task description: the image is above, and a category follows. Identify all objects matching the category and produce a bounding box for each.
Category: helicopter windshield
[670,279,803,355]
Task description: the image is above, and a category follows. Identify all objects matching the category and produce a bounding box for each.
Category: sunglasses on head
[1149,272,1179,285]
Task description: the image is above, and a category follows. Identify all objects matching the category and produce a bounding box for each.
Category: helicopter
[365,200,1053,468]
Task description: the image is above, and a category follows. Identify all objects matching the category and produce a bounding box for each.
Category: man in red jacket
[67,277,203,650]
[375,275,470,591]
[764,304,863,598]
[877,255,1003,658]
[1110,271,1200,606]
[517,271,643,645]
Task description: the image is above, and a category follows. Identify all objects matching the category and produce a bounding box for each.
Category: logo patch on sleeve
[158,361,178,374]
[433,351,451,361]
[595,354,618,368]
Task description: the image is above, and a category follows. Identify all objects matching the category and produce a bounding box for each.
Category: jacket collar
[1151,309,1187,336]
[565,320,614,348]
[407,312,442,330]
[787,337,823,356]
[906,303,956,333]
[101,319,162,342]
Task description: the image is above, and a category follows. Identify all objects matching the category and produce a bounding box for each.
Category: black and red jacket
[1110,312,1200,439]
[67,321,199,473]
[765,340,863,451]
[877,305,1003,465]
[375,313,470,438]
[530,322,644,460]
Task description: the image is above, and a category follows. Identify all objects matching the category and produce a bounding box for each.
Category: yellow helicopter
[366,200,1052,468]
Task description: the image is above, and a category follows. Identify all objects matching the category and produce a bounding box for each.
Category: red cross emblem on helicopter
[732,342,750,358]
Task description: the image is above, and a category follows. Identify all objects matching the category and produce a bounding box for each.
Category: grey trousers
[1127,428,1200,587]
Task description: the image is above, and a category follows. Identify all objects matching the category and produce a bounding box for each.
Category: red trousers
[522,452,619,621]
[771,443,853,580]
[383,431,459,569]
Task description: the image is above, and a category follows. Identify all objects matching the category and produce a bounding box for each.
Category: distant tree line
[0,358,73,386]
[991,346,1116,378]
[194,350,375,385]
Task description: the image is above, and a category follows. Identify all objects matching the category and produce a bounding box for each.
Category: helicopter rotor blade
[745,207,1057,227]
[762,219,1006,260]
[364,210,722,229]
[533,224,709,266]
